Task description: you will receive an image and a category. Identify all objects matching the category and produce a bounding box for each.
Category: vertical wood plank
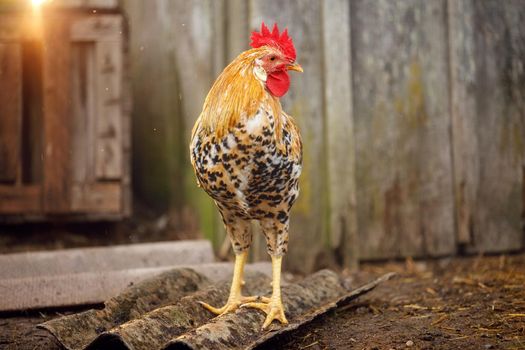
[250,0,326,273]
[225,0,249,63]
[163,0,215,143]
[0,43,21,183]
[211,0,225,78]
[42,15,73,213]
[21,40,44,185]
[121,0,182,210]
[323,0,358,269]
[447,0,477,246]
[449,0,525,253]
[351,0,456,259]
[95,40,123,180]
[121,16,133,217]
[165,0,225,245]
[71,43,96,186]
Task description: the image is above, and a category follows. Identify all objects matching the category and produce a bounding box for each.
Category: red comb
[250,22,296,61]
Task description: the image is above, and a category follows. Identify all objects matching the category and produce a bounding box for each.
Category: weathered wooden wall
[351,0,456,259]
[448,0,525,254]
[121,0,525,272]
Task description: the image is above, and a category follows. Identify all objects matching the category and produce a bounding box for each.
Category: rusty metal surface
[38,268,393,350]
[166,270,346,350]
[87,274,271,350]
[39,268,211,350]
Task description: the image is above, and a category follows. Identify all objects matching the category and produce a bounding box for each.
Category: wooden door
[0,13,130,220]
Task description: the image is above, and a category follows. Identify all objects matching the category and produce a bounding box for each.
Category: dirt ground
[261,254,525,350]
[1,253,524,350]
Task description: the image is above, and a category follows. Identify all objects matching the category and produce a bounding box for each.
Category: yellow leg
[242,255,288,329]
[199,250,260,315]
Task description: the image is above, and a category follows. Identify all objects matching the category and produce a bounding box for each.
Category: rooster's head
[250,22,303,97]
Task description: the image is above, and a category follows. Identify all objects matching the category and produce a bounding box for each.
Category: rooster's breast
[190,106,302,220]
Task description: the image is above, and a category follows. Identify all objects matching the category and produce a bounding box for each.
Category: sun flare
[31,0,46,9]
[29,0,46,39]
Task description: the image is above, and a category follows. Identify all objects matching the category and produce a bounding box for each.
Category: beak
[287,62,303,73]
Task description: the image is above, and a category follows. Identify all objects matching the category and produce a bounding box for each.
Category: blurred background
[0,0,523,273]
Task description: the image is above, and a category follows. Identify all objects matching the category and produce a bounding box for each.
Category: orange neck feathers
[194,48,283,141]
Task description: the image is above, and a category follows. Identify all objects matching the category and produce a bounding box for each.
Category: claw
[242,299,288,329]
[198,301,232,315]
[199,295,262,316]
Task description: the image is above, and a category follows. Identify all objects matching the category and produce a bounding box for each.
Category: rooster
[190,22,303,329]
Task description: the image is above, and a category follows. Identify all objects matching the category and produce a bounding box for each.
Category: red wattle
[266,70,290,97]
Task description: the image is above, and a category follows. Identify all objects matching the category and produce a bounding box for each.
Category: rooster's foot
[242,297,288,329]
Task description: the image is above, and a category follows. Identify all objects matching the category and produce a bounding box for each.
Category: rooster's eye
[270,56,276,61]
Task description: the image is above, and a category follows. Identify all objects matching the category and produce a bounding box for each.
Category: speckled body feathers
[191,105,302,255]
